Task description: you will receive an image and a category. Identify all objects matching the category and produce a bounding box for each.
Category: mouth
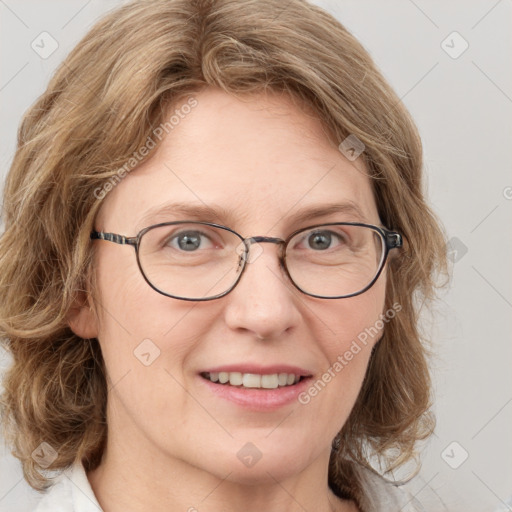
[200,371,308,389]
[197,364,314,410]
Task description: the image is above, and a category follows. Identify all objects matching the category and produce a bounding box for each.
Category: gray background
[1,1,511,511]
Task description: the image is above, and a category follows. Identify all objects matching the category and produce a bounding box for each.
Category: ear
[67,291,99,339]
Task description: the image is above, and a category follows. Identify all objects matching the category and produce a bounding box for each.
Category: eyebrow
[135,201,370,232]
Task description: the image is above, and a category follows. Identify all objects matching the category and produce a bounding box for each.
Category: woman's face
[77,87,387,484]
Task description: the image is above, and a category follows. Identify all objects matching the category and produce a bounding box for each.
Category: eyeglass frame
[90,221,403,301]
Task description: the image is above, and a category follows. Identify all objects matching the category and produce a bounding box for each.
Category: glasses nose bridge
[242,235,286,262]
[245,234,285,249]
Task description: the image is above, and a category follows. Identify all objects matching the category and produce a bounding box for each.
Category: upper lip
[200,364,313,377]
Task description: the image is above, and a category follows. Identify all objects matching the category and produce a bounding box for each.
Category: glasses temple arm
[90,231,138,246]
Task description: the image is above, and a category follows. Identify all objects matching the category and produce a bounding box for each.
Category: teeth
[203,372,302,388]
[243,373,261,388]
[229,372,243,386]
[261,374,278,389]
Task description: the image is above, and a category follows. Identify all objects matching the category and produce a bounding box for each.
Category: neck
[87,429,357,512]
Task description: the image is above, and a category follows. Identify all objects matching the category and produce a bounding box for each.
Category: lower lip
[198,375,312,411]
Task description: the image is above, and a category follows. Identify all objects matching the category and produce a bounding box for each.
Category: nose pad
[235,239,265,266]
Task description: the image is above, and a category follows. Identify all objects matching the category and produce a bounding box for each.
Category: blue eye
[305,230,343,250]
[168,231,213,251]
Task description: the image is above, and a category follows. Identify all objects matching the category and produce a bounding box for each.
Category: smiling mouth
[200,371,309,389]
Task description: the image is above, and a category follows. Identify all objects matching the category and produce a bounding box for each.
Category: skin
[69,87,388,512]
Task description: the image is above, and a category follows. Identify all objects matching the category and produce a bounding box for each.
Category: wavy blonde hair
[0,0,447,504]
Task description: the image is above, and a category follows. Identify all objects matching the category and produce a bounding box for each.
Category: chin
[191,438,319,486]
[217,458,308,486]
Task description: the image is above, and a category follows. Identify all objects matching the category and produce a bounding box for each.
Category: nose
[223,241,302,340]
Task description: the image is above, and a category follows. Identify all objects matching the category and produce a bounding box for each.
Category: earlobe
[67,293,99,340]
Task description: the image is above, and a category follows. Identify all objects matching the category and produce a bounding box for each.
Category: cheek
[313,274,387,356]
[296,277,387,427]
[92,248,212,383]
[91,251,227,444]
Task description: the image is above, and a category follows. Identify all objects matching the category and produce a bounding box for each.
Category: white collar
[34,463,102,512]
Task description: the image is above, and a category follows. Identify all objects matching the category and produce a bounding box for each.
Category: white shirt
[34,464,101,512]
[33,463,432,512]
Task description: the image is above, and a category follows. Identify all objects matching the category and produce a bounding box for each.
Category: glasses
[90,221,402,301]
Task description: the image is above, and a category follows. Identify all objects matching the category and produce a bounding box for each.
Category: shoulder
[33,464,102,512]
[354,465,447,512]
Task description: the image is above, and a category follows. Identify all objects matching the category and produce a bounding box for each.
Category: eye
[167,230,214,251]
[304,230,345,251]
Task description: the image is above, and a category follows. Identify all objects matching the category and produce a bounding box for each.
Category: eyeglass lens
[137,222,385,300]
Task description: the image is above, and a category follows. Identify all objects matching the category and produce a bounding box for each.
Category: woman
[0,0,447,511]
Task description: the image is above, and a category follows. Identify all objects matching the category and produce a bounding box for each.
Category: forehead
[96,88,379,233]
